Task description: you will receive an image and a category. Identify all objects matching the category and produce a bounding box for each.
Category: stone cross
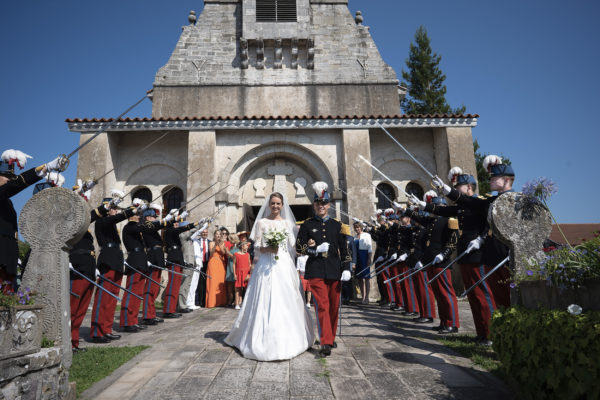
[489,191,552,277]
[267,161,293,196]
[19,187,90,368]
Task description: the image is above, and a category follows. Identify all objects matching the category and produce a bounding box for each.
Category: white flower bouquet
[263,228,289,260]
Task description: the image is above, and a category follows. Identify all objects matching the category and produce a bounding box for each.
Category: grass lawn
[438,334,505,379]
[69,345,149,396]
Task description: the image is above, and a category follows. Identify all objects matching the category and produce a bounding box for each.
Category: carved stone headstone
[19,187,90,368]
[489,192,552,277]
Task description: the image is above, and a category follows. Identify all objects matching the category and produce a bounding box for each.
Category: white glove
[375,255,384,263]
[390,253,398,260]
[352,217,361,223]
[110,197,122,207]
[409,194,426,210]
[179,211,189,220]
[433,253,444,265]
[466,237,484,253]
[415,261,423,269]
[82,190,92,200]
[164,213,174,223]
[392,201,406,212]
[69,263,74,271]
[198,222,208,232]
[45,156,67,172]
[198,217,206,224]
[147,261,153,267]
[169,208,179,216]
[432,176,451,195]
[316,242,330,253]
[95,269,101,278]
[341,270,351,282]
[370,216,377,222]
[399,253,408,262]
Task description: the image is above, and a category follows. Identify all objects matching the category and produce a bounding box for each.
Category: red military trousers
[70,278,94,347]
[308,278,340,346]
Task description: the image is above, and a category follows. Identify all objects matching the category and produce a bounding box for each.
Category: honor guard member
[416,167,490,338]
[407,191,460,333]
[69,181,107,351]
[163,211,197,317]
[432,156,514,345]
[141,203,169,325]
[386,212,405,311]
[0,149,66,293]
[90,190,138,343]
[296,182,351,357]
[395,208,419,316]
[371,213,390,305]
[120,201,157,332]
[404,205,438,324]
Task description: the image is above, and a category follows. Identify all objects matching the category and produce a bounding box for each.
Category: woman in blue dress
[352,222,373,304]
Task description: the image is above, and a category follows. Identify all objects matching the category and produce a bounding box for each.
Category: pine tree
[401,26,466,115]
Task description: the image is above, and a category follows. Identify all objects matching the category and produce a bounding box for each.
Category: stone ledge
[0,347,62,382]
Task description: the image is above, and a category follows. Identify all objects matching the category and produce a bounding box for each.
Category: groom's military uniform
[296,215,351,347]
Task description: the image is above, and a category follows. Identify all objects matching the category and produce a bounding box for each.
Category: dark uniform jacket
[387,223,400,256]
[446,188,510,266]
[122,220,151,274]
[164,223,197,264]
[141,220,169,269]
[0,168,42,274]
[406,210,458,266]
[69,205,108,281]
[296,216,351,280]
[95,207,136,274]
[397,224,416,256]
[425,196,486,265]
[371,223,390,259]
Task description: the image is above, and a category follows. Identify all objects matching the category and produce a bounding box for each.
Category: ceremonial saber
[95,132,169,191]
[70,291,80,298]
[164,260,212,279]
[368,257,398,279]
[66,90,152,160]
[460,256,510,298]
[148,262,187,277]
[359,155,413,200]
[356,255,390,277]
[177,181,219,212]
[384,266,412,283]
[100,273,143,300]
[376,122,434,179]
[69,268,121,301]
[187,186,231,213]
[427,249,470,285]
[350,163,395,204]
[124,261,166,288]
[396,261,434,285]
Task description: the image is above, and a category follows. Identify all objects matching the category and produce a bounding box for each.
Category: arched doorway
[376,182,396,210]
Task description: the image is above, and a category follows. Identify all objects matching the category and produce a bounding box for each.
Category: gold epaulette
[448,218,459,230]
[484,193,494,198]
[340,223,351,236]
[478,195,486,200]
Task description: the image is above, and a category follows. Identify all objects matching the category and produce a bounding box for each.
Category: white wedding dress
[224,218,315,361]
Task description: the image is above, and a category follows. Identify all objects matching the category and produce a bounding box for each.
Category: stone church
[68,0,478,230]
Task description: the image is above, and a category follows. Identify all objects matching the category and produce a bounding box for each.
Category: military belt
[129,247,145,254]
[318,251,328,258]
[102,242,119,249]
[169,245,180,251]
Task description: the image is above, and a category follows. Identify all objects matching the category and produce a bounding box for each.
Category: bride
[225,192,315,361]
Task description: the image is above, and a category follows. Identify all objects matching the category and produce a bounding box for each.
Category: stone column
[19,188,90,368]
[342,129,374,222]
[432,127,477,184]
[187,130,216,222]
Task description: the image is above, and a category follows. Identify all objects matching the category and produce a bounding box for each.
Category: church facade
[68,0,478,230]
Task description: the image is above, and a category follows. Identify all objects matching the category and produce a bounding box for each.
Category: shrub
[490,307,600,399]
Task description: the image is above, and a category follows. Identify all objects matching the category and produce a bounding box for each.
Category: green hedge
[490,307,600,399]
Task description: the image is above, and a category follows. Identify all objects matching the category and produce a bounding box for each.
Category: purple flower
[526,270,534,276]
[522,177,558,201]
[510,282,517,288]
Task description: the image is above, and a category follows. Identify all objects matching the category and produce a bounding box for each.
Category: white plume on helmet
[312,181,328,197]
[46,172,65,187]
[483,155,502,172]
[423,190,438,202]
[150,203,163,213]
[376,209,383,215]
[132,198,145,207]
[2,149,32,169]
[111,189,125,199]
[384,208,394,216]
[448,166,463,183]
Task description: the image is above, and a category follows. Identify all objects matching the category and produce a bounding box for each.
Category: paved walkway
[79,300,513,400]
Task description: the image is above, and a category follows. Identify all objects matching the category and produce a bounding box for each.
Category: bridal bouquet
[263,228,289,260]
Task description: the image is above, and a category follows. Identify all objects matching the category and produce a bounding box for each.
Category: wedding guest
[233,241,251,309]
[205,230,232,307]
[296,253,312,308]
[224,231,239,307]
[352,222,373,304]
[194,228,211,307]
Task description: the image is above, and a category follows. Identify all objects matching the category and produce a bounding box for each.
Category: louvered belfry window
[256,0,297,22]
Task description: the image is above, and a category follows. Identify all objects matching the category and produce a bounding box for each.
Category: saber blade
[70,268,121,301]
[460,256,510,298]
[427,249,470,285]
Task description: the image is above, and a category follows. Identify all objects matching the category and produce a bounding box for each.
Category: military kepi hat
[312,181,330,203]
[483,155,515,178]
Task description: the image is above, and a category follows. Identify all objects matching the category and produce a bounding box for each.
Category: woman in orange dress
[205,230,232,308]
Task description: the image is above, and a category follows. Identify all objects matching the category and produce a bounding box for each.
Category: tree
[401,26,466,115]
[473,139,511,194]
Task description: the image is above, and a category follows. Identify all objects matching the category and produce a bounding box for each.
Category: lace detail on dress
[254,218,295,255]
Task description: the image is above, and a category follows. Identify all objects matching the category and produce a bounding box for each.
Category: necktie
[203,239,207,262]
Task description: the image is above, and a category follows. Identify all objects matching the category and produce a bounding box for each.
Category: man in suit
[296,182,352,357]
[194,228,211,307]
[177,223,199,312]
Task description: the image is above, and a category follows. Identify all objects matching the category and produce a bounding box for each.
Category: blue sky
[1,0,598,223]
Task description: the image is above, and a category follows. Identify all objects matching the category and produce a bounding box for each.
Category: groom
[296,182,352,356]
